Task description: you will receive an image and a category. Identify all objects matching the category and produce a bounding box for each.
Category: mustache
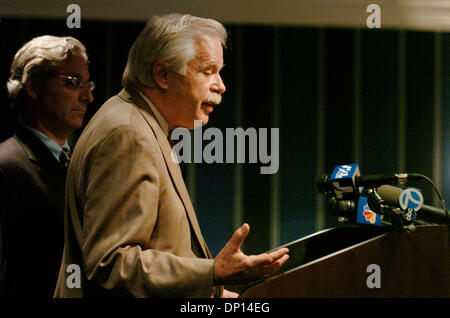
[205,92,222,105]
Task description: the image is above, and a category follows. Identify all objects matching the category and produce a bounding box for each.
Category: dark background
[1,14,449,257]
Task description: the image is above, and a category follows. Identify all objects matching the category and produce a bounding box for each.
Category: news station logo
[399,188,423,212]
[330,164,359,180]
[329,163,360,199]
[398,187,423,223]
[356,197,382,226]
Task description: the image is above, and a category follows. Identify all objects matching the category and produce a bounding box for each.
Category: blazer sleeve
[79,125,215,297]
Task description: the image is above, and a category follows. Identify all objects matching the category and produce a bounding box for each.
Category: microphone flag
[329,163,360,200]
[356,196,382,226]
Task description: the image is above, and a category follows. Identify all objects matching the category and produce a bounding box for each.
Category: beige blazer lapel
[117,88,211,259]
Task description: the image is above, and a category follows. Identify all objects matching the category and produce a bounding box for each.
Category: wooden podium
[240,225,449,297]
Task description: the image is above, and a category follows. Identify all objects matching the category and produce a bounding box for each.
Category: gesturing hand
[213,223,289,286]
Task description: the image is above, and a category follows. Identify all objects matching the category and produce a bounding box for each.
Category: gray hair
[122,13,227,89]
[7,35,88,109]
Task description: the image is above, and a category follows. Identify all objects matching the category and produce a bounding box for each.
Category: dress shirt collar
[136,89,170,137]
[24,125,70,162]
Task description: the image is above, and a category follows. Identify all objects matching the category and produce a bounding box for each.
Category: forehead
[193,35,224,66]
[52,51,89,76]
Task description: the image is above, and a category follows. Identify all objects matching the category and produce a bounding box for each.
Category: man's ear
[23,78,39,100]
[152,61,169,90]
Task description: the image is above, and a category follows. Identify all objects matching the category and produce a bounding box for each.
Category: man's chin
[173,117,209,130]
[193,116,209,129]
[68,119,84,132]
[201,103,215,114]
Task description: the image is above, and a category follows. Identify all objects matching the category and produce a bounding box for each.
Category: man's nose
[80,85,94,104]
[213,74,226,95]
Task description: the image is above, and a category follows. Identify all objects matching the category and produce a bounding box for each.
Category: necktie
[59,147,71,169]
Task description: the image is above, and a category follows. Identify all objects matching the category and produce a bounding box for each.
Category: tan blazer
[54,88,220,298]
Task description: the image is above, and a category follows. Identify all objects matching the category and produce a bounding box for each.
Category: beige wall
[1,0,450,31]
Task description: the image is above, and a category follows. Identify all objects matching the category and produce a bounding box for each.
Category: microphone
[376,185,447,223]
[327,185,448,224]
[326,196,383,225]
[356,173,422,187]
[326,198,356,218]
[316,163,423,200]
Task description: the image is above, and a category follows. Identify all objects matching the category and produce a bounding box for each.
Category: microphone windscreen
[376,185,403,206]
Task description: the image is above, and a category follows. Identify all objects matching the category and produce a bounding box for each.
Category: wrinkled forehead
[52,50,90,78]
[192,35,224,66]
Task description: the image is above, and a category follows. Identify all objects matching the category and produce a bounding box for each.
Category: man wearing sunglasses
[0,35,94,298]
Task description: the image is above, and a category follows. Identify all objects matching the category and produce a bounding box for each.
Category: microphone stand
[365,187,416,231]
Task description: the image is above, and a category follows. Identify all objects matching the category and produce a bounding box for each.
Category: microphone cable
[415,174,450,225]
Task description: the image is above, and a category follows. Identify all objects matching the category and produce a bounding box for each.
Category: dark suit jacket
[0,124,67,298]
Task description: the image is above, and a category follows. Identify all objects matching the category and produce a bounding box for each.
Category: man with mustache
[54,14,289,298]
[0,35,93,297]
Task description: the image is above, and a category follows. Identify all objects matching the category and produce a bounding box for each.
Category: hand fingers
[259,247,290,264]
[263,253,290,271]
[245,252,289,279]
[226,223,250,251]
[248,247,289,267]
[221,289,239,298]
[267,247,289,261]
[261,254,290,277]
